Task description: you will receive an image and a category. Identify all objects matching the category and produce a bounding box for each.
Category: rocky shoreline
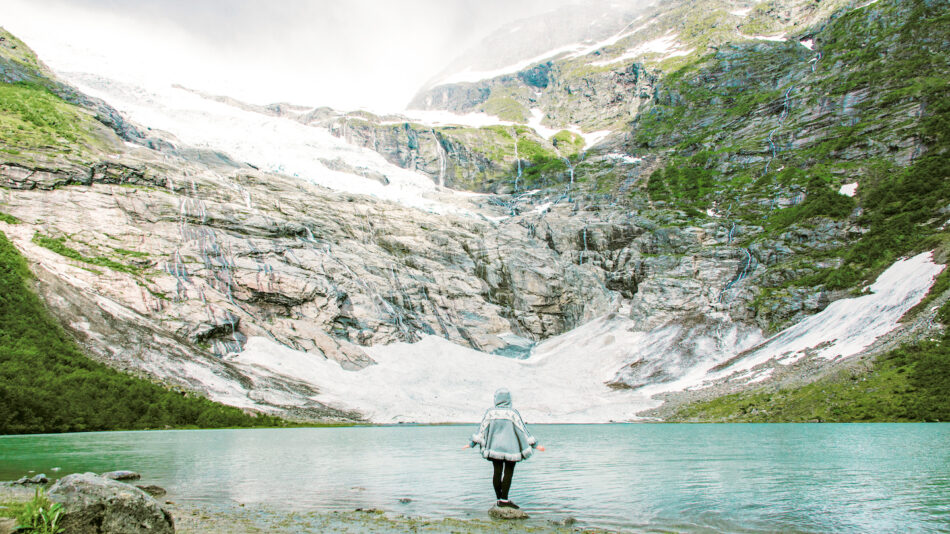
[0,476,609,534]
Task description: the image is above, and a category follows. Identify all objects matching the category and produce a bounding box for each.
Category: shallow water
[1,424,948,532]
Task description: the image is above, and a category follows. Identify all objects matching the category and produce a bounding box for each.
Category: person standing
[464,388,544,509]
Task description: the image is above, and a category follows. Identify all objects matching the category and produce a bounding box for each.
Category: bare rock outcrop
[48,473,174,534]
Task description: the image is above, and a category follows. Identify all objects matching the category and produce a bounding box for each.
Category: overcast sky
[2,0,586,111]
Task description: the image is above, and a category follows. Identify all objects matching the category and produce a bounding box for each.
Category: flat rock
[488,505,529,520]
[101,470,141,481]
[0,517,15,534]
[48,473,174,534]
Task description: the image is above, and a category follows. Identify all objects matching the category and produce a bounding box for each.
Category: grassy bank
[0,229,287,434]
[671,321,950,423]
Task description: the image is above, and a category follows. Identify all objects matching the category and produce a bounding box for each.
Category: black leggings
[491,459,516,500]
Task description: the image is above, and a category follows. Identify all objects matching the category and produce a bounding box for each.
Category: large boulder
[47,473,174,534]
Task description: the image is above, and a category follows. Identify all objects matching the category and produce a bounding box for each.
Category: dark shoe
[499,500,520,509]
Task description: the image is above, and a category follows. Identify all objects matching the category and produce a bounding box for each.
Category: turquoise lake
[1,424,949,532]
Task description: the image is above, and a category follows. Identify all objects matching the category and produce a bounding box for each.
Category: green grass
[31,233,143,275]
[0,82,105,157]
[480,96,529,123]
[550,130,585,156]
[0,498,29,520]
[0,211,21,224]
[0,229,287,434]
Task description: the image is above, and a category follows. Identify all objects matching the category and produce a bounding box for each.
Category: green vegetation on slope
[0,230,284,434]
[31,233,142,275]
[481,96,529,123]
[0,211,20,225]
[633,0,949,294]
[0,82,106,159]
[672,323,950,422]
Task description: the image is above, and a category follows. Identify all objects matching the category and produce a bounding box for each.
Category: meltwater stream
[2,424,949,532]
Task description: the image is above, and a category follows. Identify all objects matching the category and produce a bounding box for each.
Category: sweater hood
[494,388,512,408]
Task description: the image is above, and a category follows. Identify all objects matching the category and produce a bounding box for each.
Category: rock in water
[488,505,529,520]
[13,474,48,485]
[136,485,167,498]
[48,473,174,534]
[101,470,141,481]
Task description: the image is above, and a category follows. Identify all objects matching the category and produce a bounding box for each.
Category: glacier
[228,252,943,423]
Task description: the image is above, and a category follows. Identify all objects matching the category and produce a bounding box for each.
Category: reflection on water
[1,424,949,532]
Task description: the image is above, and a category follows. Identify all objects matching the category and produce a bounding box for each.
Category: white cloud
[1,0,585,112]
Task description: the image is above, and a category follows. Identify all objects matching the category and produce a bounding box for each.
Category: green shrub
[15,490,64,534]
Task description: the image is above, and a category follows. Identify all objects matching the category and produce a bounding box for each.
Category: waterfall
[764,38,822,176]
[763,85,795,175]
[552,145,575,189]
[431,130,447,188]
[511,127,522,192]
[779,85,794,122]
[580,221,589,265]
[718,247,757,302]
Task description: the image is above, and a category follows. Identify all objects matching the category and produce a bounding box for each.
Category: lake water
[1,424,949,532]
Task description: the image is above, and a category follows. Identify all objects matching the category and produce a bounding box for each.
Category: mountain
[422,0,652,89]
[0,0,947,426]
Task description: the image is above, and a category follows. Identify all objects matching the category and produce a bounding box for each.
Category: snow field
[232,252,944,423]
[65,78,468,215]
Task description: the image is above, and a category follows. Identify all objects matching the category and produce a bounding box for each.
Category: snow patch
[605,153,642,164]
[526,109,611,148]
[742,33,788,42]
[709,251,943,378]
[583,130,613,148]
[799,38,816,51]
[526,108,563,140]
[403,109,611,150]
[438,44,580,85]
[839,182,858,197]
[591,32,687,66]
[532,202,553,215]
[662,48,695,60]
[730,8,752,17]
[565,21,656,60]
